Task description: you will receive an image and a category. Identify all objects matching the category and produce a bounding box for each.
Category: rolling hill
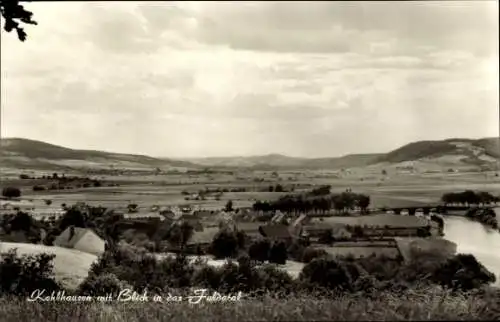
[374,138,500,169]
[185,137,500,170]
[186,153,383,170]
[0,137,498,172]
[0,138,200,172]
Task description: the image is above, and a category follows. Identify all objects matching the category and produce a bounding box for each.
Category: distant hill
[1,137,498,172]
[0,138,199,172]
[375,138,500,166]
[184,137,500,170]
[187,153,383,170]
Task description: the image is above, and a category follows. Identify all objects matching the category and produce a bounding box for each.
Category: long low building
[394,237,457,263]
[322,214,431,228]
[319,245,401,260]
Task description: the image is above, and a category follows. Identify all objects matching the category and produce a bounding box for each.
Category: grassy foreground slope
[1,286,499,322]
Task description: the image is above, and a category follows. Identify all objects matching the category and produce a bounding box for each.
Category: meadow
[1,286,499,322]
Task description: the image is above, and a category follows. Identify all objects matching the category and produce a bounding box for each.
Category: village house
[258,224,293,245]
[289,213,311,236]
[235,222,262,239]
[177,216,204,231]
[167,226,220,254]
[115,217,163,237]
[53,226,105,256]
[301,223,352,242]
[320,245,401,260]
[185,226,220,253]
[270,210,287,224]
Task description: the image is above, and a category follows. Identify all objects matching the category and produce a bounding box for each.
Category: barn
[54,226,105,256]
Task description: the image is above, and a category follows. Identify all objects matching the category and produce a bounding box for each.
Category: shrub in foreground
[78,273,132,297]
[299,258,357,292]
[0,249,60,296]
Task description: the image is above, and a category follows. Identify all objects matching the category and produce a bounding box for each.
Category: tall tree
[1,0,37,41]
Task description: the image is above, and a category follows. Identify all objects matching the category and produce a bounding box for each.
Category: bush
[318,229,334,244]
[299,258,356,291]
[19,174,30,179]
[78,272,131,297]
[224,200,234,212]
[210,230,239,259]
[9,211,33,231]
[287,240,306,261]
[45,199,52,206]
[217,260,261,293]
[32,185,46,191]
[127,204,138,213]
[431,254,497,291]
[269,241,288,265]
[192,265,222,290]
[0,249,60,296]
[256,264,296,294]
[2,187,21,198]
[248,239,271,262]
[301,247,328,263]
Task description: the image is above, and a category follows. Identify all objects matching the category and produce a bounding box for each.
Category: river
[443,216,500,286]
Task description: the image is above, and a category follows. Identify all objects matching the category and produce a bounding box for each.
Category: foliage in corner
[0,0,37,41]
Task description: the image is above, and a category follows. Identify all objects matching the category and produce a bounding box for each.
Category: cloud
[0,1,498,158]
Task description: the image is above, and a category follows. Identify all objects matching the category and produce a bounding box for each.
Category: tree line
[441,190,499,206]
[252,187,370,214]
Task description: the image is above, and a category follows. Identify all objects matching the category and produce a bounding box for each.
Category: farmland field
[2,169,500,214]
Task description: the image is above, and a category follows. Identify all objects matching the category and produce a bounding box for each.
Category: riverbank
[443,216,500,286]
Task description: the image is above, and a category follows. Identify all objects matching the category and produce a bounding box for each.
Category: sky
[1,1,498,158]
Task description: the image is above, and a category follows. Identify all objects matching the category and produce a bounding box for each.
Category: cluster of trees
[32,180,106,192]
[308,185,332,196]
[209,231,289,265]
[466,208,498,229]
[2,187,21,198]
[441,191,499,206]
[2,241,496,299]
[0,211,44,244]
[0,0,37,42]
[181,184,294,197]
[266,184,287,192]
[14,173,115,192]
[182,187,243,200]
[252,191,370,214]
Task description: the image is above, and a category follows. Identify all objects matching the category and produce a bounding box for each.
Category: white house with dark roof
[54,226,105,256]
